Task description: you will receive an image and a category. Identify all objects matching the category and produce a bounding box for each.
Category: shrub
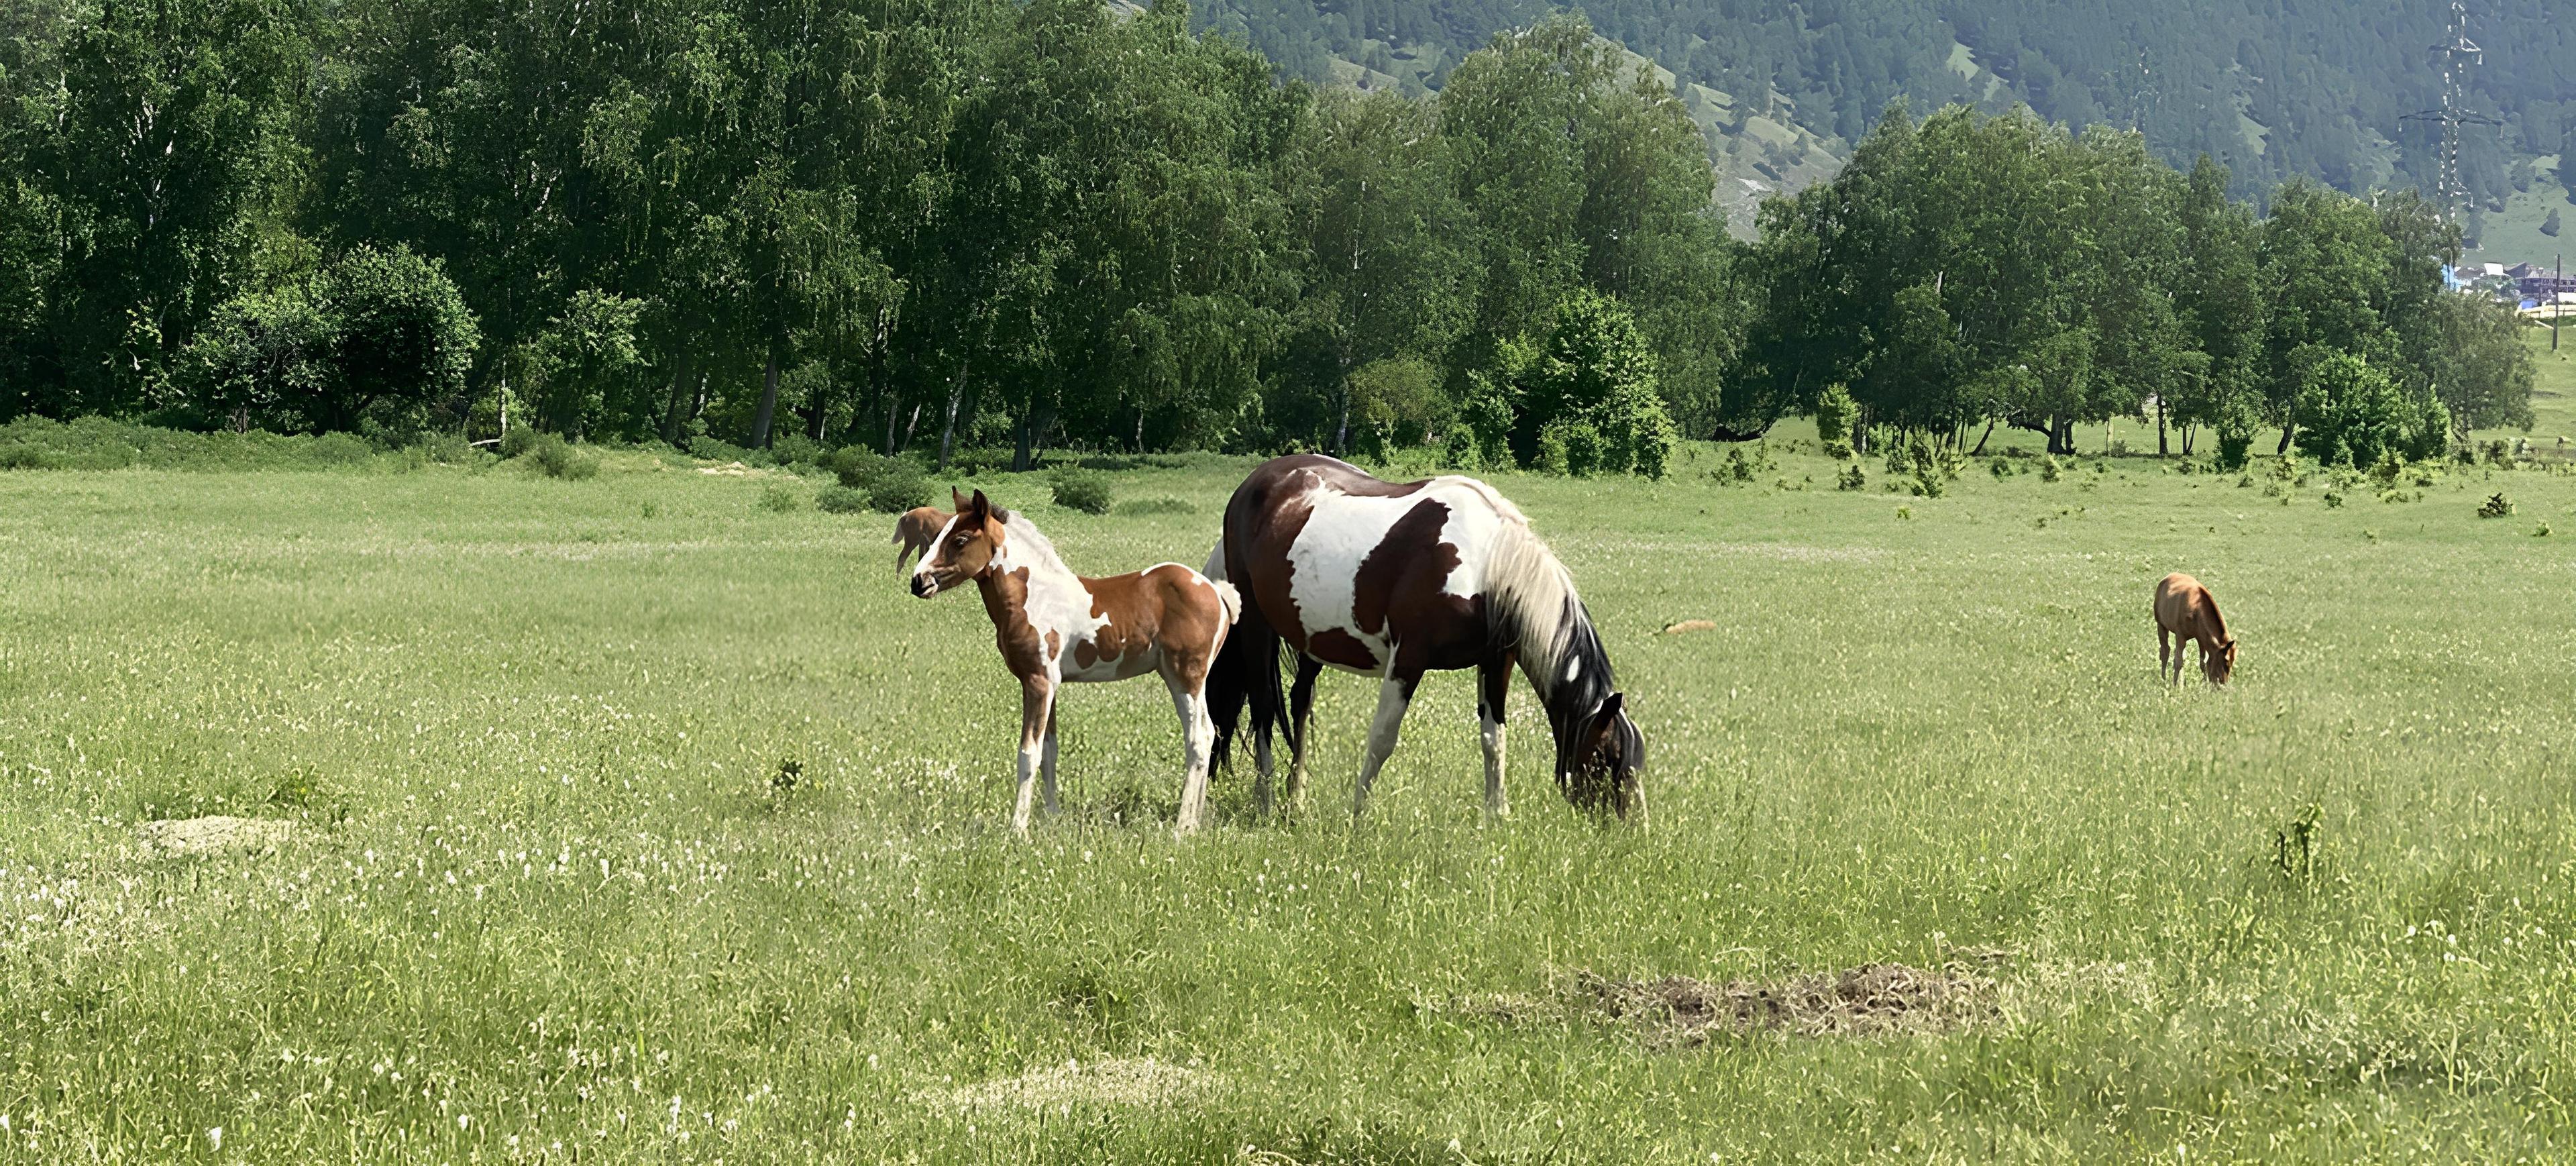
[1114,497,1195,516]
[1813,382,1856,449]
[1051,468,1114,514]
[500,427,539,459]
[1487,291,1677,478]
[690,435,753,464]
[1821,439,1854,460]
[524,432,598,480]
[2485,438,2514,467]
[2292,351,2446,468]
[865,461,931,513]
[2039,455,2062,482]
[815,486,869,514]
[2477,491,2515,518]
[521,289,645,440]
[757,484,802,513]
[1990,457,2010,480]
[1835,464,1866,491]
[2322,488,2345,508]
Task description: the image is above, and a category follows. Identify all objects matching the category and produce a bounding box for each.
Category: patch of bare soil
[1461,957,2006,1045]
[138,816,294,856]
[1660,619,1718,635]
[924,1056,1221,1110]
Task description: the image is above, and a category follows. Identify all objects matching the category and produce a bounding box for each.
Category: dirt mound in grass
[138,816,294,856]
[1462,956,2005,1044]
[926,1056,1221,1110]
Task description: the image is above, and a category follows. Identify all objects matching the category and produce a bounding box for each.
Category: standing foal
[911,489,1240,835]
[2154,572,2237,686]
[892,506,947,573]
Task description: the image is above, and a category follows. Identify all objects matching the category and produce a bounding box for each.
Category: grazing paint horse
[911,489,1241,835]
[892,505,947,573]
[2155,572,2237,686]
[1205,455,1644,820]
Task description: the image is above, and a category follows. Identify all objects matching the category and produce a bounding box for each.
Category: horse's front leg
[2158,627,2173,684]
[1478,655,1513,820]
[1040,696,1061,817]
[1352,668,1420,818]
[1014,676,1056,837]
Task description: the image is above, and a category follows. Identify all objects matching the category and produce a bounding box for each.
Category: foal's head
[2204,638,2238,686]
[1558,692,1647,821]
[910,488,1006,598]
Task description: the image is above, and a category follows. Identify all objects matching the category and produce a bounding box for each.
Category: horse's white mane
[1446,474,1584,700]
[996,509,1073,576]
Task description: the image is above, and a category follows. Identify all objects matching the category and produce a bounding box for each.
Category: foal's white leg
[1014,678,1055,837]
[1040,700,1061,818]
[1172,682,1214,837]
[1352,674,1416,818]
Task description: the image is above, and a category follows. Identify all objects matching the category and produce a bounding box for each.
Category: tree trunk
[1012,408,1034,472]
[751,348,782,449]
[901,403,922,452]
[1970,417,1998,456]
[2276,425,2294,455]
[2157,397,2169,457]
[936,357,973,472]
[660,349,696,443]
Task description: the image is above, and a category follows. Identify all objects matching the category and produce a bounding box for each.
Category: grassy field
[5,426,2576,1163]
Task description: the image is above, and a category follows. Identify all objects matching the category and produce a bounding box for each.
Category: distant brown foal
[892,506,947,573]
[2154,572,2237,686]
[911,489,1241,835]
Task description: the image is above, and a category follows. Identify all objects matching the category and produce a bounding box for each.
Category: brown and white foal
[911,488,1241,835]
[2154,572,2237,686]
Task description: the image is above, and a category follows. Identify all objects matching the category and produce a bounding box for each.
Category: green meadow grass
[3,439,2575,1163]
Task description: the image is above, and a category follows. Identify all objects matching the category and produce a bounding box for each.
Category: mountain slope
[1194,1,2576,248]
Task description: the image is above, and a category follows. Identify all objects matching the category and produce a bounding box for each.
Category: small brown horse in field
[892,506,947,573]
[911,489,1241,835]
[2155,572,2237,686]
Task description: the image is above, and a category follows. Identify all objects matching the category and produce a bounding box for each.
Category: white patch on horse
[996,514,1110,678]
[1285,475,1506,674]
[912,515,963,591]
[1564,657,1581,684]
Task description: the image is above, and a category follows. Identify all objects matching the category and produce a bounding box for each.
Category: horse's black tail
[1205,547,1287,774]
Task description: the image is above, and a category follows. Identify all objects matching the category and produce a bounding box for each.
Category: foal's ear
[952,486,969,513]
[967,488,991,520]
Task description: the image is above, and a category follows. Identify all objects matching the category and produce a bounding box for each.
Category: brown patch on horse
[1354,500,1459,637]
[1306,627,1380,672]
[2154,572,2237,686]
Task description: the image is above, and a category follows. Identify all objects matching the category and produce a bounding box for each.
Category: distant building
[2520,274,2576,301]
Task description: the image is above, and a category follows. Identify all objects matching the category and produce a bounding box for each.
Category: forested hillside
[1200,1,2576,231]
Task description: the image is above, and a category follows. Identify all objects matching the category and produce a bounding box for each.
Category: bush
[2292,351,2446,468]
[865,462,931,513]
[2477,491,2516,518]
[1114,497,1195,516]
[169,244,480,438]
[816,485,870,514]
[2039,455,2062,482]
[758,484,802,513]
[1051,468,1114,514]
[1813,382,1856,449]
[523,432,599,480]
[500,427,539,459]
[1821,439,1854,460]
[690,435,753,464]
[828,448,934,512]
[1835,463,1866,491]
[2485,438,2514,467]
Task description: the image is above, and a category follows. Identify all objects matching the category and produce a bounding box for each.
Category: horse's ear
[1595,692,1625,723]
[951,486,969,513]
[968,488,991,519]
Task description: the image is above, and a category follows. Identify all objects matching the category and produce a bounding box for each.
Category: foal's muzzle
[910,574,938,598]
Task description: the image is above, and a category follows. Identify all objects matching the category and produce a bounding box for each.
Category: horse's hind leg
[1477,655,1512,819]
[1352,671,1419,818]
[1169,678,1214,837]
[2159,627,2174,685]
[1285,655,1322,808]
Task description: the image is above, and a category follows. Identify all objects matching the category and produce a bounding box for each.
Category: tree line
[0,0,2536,475]
[1731,103,2534,467]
